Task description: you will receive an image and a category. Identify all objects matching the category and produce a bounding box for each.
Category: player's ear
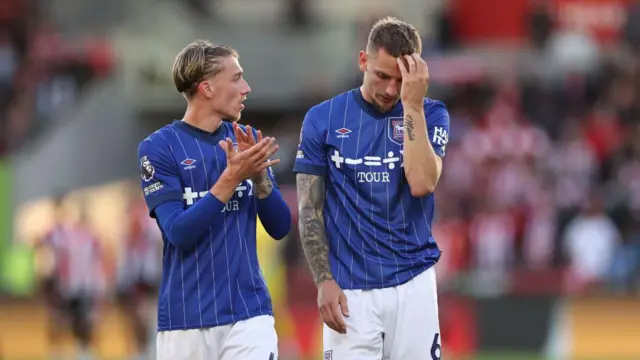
[199,81,214,99]
[358,51,367,72]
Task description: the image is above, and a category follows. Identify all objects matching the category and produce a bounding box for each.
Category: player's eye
[377,72,390,80]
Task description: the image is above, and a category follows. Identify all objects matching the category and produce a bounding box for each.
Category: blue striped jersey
[138,120,275,331]
[293,88,450,290]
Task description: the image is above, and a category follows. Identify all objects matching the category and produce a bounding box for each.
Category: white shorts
[156,315,278,360]
[323,267,441,360]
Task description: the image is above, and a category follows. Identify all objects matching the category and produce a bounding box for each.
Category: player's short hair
[366,17,422,57]
[172,40,239,97]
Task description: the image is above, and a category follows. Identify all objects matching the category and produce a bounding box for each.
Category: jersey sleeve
[293,107,327,176]
[426,101,451,158]
[138,137,183,217]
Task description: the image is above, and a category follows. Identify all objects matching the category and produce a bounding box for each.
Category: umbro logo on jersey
[181,158,197,170]
[335,128,352,138]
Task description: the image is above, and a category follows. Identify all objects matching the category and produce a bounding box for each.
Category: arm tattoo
[253,171,273,199]
[296,173,332,284]
[405,115,416,141]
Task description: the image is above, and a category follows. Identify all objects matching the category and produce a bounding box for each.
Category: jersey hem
[337,262,436,290]
[156,311,275,332]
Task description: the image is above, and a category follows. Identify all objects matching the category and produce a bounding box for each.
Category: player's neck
[182,105,223,134]
[359,86,375,105]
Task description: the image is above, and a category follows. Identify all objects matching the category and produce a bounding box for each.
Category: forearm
[211,170,242,203]
[402,106,440,196]
[296,173,333,285]
[257,188,292,240]
[157,172,240,251]
[252,170,274,199]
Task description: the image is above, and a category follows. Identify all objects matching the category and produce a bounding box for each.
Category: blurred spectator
[432,2,458,52]
[0,31,16,92]
[116,192,162,360]
[469,196,517,275]
[623,0,640,53]
[523,191,556,269]
[550,120,598,212]
[527,0,554,50]
[584,103,624,171]
[286,0,311,29]
[35,194,108,360]
[433,201,469,283]
[0,30,15,154]
[563,192,621,294]
[609,229,640,292]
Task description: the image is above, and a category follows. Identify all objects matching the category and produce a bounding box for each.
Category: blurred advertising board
[0,161,31,295]
[567,297,640,358]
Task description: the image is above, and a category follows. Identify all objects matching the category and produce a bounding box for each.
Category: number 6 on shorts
[430,333,441,360]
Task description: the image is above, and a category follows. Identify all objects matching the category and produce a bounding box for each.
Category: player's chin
[375,99,396,112]
[233,104,246,120]
[226,110,242,122]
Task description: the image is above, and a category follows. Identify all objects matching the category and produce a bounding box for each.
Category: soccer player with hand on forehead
[294,17,450,359]
[137,40,291,360]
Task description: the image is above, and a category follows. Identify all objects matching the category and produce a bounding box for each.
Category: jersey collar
[172,120,227,145]
[352,88,402,119]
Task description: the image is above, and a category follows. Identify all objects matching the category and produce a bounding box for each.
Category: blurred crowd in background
[2,0,640,359]
[0,0,113,155]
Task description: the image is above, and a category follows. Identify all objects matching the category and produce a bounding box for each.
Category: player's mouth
[378,95,397,104]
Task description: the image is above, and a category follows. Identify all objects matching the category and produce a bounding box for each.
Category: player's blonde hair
[366,17,422,57]
[172,40,239,97]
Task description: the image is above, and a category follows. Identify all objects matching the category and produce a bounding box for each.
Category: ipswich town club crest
[388,117,404,145]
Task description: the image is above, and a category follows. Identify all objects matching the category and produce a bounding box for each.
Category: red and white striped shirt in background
[116,202,162,291]
[41,224,106,299]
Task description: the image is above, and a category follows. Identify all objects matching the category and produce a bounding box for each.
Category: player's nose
[241,79,251,95]
[386,81,399,97]
[385,87,398,98]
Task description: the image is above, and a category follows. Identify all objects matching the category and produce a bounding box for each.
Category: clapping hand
[218,125,280,183]
[232,122,263,153]
[229,122,277,183]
